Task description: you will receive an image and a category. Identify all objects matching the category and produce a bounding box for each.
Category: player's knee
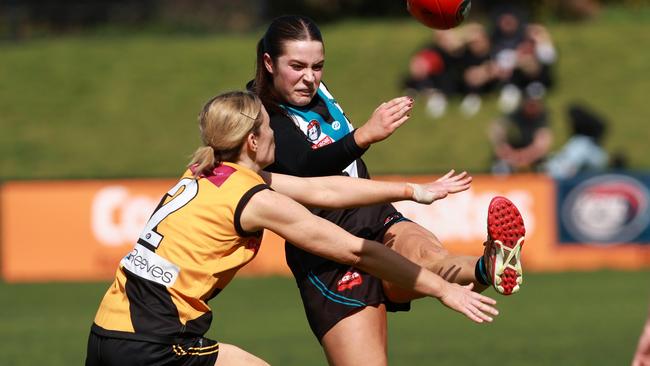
[215,343,270,366]
[419,244,449,263]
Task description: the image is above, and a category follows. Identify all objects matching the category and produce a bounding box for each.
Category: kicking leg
[381,220,488,303]
[382,196,526,301]
[321,304,388,366]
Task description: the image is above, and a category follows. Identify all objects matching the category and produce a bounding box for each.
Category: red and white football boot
[483,196,526,295]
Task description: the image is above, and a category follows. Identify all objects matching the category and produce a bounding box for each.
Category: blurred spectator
[544,103,608,179]
[518,24,557,89]
[488,91,553,174]
[490,5,527,79]
[402,29,464,118]
[458,23,498,117]
[498,23,558,113]
[402,4,559,120]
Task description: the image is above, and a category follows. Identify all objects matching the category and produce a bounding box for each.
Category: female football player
[250,15,526,365]
[85,91,498,366]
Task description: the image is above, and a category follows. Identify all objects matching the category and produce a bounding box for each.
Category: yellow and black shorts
[85,328,219,366]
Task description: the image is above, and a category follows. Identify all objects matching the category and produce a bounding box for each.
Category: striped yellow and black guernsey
[92,162,269,343]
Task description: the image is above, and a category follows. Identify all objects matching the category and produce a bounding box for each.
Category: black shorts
[286,212,412,341]
[85,330,219,366]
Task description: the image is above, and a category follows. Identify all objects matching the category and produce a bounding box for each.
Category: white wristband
[408,183,435,204]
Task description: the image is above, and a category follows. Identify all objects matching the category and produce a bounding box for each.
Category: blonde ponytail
[188,91,263,178]
[189,145,217,178]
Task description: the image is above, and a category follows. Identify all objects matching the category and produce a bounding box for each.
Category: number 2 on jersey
[139,178,198,248]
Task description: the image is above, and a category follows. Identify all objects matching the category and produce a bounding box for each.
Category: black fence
[0,0,644,39]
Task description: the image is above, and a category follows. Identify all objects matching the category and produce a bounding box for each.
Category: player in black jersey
[85,91,498,366]
[250,15,527,365]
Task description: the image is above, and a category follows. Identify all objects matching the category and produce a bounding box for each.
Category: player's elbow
[300,233,363,266]
[306,189,348,210]
[326,246,361,266]
[346,240,377,268]
[336,242,364,267]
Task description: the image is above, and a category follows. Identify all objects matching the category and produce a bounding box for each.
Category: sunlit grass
[0,271,647,365]
[1,7,649,179]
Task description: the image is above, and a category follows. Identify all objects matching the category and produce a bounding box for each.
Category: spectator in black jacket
[489,92,553,174]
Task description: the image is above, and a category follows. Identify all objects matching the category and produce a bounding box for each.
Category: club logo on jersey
[311,136,334,150]
[306,120,321,142]
[383,213,404,226]
[121,243,180,287]
[332,121,341,130]
[337,271,363,291]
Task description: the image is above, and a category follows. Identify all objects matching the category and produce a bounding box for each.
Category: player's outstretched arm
[410,169,473,203]
[260,169,471,209]
[240,189,497,323]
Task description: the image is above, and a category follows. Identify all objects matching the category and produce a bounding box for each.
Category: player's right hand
[409,169,472,204]
[438,282,499,323]
[354,96,413,148]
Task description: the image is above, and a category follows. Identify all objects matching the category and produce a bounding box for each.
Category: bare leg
[321,304,388,366]
[381,221,488,303]
[215,343,270,366]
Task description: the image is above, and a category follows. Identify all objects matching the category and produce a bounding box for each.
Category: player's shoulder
[269,110,290,125]
[245,187,298,222]
[193,163,265,190]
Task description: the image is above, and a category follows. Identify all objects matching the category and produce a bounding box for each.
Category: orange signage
[1,175,649,282]
[386,174,650,272]
[0,179,289,282]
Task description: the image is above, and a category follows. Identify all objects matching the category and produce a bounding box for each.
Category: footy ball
[407,0,472,30]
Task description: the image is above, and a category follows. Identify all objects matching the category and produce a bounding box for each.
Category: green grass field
[1,6,650,180]
[1,271,648,365]
[2,6,650,366]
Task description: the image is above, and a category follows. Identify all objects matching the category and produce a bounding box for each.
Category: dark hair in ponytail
[252,15,323,114]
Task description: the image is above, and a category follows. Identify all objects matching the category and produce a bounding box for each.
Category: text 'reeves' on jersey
[92,162,269,343]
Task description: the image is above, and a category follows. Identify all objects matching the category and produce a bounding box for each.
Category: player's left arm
[259,169,471,209]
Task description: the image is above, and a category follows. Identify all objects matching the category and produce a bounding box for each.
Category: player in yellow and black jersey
[86,91,496,366]
[91,161,268,342]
